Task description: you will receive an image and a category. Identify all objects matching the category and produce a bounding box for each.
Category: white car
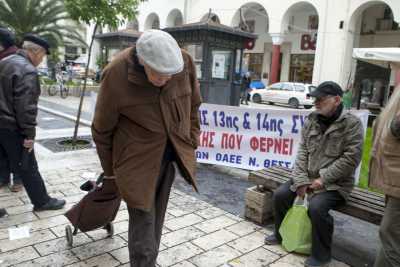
[249,82,316,109]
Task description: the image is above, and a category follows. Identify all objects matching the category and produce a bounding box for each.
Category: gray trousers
[374,196,400,267]
[127,161,176,267]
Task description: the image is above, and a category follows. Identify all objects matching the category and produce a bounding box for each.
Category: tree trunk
[72,23,98,145]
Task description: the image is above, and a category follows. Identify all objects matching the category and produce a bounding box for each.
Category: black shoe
[304,257,331,267]
[33,198,66,211]
[264,234,281,245]
[0,208,7,218]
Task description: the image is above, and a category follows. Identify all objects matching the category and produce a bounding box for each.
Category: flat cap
[0,27,15,48]
[136,29,183,75]
[310,81,343,98]
[23,34,50,55]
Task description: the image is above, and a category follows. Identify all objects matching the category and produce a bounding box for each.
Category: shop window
[185,44,203,79]
[243,53,263,79]
[289,54,315,83]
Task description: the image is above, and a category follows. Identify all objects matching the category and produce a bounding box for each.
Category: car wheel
[288,98,300,109]
[304,105,313,109]
[252,94,262,103]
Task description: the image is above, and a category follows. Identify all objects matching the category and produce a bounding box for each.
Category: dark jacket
[291,110,364,201]
[92,47,202,211]
[0,46,18,60]
[0,50,40,139]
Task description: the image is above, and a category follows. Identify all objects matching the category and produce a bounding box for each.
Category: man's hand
[296,185,308,197]
[23,139,34,152]
[309,178,324,191]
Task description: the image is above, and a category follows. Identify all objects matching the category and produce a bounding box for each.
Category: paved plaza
[0,96,350,267]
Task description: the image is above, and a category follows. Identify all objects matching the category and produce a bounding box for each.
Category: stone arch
[166,9,184,27]
[230,2,268,33]
[200,12,220,24]
[144,13,160,30]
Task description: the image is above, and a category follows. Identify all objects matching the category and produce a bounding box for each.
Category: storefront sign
[301,34,316,51]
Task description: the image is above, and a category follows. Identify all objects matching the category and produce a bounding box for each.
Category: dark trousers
[273,181,345,262]
[0,129,50,207]
[127,161,176,267]
[0,157,22,185]
[374,196,400,267]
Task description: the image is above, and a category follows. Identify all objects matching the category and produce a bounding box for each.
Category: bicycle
[48,72,69,99]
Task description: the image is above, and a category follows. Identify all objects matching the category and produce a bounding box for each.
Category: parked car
[249,82,316,109]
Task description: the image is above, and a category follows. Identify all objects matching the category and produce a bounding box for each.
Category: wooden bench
[247,166,385,225]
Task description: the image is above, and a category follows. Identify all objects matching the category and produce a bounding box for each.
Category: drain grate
[37,135,94,153]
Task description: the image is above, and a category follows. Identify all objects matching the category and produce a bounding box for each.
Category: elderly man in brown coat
[92,30,201,267]
[369,76,400,266]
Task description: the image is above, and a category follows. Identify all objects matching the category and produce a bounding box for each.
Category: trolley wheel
[65,225,73,247]
[105,223,114,237]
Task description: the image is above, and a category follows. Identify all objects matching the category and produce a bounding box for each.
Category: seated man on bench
[264,81,364,267]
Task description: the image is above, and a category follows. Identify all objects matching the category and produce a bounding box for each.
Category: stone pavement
[0,162,350,267]
[0,95,352,267]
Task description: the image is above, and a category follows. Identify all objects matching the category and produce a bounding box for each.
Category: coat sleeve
[320,117,364,185]
[91,67,120,176]
[291,120,311,190]
[186,53,202,149]
[13,72,39,139]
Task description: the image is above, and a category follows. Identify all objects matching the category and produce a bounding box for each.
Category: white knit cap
[136,29,184,75]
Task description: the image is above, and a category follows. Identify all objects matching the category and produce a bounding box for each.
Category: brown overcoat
[92,47,202,211]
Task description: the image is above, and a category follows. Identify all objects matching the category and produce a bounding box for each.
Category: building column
[269,34,284,85]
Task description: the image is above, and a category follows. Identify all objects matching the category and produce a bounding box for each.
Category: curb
[199,163,250,180]
[38,105,92,127]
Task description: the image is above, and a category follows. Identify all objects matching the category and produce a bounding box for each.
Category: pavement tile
[65,253,120,267]
[114,209,130,222]
[86,220,128,240]
[71,235,127,260]
[34,233,92,256]
[189,244,241,267]
[0,246,40,267]
[226,220,262,237]
[228,247,280,267]
[193,215,237,233]
[161,226,206,248]
[33,202,76,219]
[165,211,176,221]
[168,202,210,217]
[0,197,25,208]
[194,206,226,219]
[14,250,79,267]
[0,229,56,253]
[22,214,69,233]
[110,247,129,264]
[269,253,306,267]
[164,213,204,231]
[263,244,289,257]
[0,212,38,229]
[171,261,197,267]
[5,204,33,216]
[227,231,266,253]
[157,242,204,267]
[192,229,238,250]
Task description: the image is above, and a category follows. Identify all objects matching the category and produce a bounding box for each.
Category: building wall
[130,0,400,87]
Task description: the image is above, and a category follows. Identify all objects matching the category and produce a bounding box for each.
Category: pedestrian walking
[92,29,202,267]
[0,34,65,211]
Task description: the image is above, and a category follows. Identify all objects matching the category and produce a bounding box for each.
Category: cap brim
[309,91,324,98]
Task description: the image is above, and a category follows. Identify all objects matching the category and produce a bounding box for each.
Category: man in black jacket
[0,27,24,192]
[0,34,65,211]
